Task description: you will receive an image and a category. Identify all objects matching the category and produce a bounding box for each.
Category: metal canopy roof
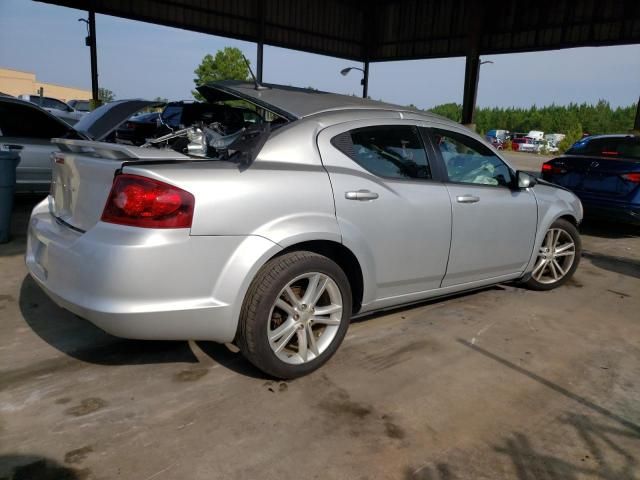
[37,0,640,62]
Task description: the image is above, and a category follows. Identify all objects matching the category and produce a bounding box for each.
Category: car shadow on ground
[19,274,200,366]
[580,219,640,239]
[18,274,270,378]
[582,251,640,280]
[0,454,87,480]
[350,285,507,325]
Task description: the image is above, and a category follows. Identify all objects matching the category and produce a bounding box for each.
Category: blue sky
[1,0,639,109]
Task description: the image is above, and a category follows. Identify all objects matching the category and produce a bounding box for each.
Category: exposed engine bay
[142,121,246,158]
[123,101,283,162]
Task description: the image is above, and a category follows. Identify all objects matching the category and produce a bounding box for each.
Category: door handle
[456,195,480,203]
[345,189,379,201]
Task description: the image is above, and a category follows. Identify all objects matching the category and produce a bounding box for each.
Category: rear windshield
[567,137,640,160]
[29,96,69,111]
[0,102,71,138]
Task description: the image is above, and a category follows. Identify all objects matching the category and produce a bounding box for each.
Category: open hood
[197,81,401,120]
[73,100,161,141]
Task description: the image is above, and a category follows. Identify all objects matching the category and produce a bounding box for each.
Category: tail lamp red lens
[101,174,195,228]
[622,173,640,183]
[541,163,565,175]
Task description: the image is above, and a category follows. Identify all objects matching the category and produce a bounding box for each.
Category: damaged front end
[141,121,252,159]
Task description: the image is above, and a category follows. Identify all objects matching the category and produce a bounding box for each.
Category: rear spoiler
[52,138,190,161]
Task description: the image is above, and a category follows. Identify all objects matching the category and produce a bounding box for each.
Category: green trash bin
[0,145,22,243]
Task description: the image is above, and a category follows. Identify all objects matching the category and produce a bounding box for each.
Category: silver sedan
[26,81,582,378]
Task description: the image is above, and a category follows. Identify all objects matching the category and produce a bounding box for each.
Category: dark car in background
[115,111,161,145]
[541,134,640,224]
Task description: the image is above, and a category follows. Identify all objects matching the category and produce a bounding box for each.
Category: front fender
[524,185,583,273]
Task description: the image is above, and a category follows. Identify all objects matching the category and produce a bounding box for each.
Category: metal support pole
[88,10,99,106]
[362,61,369,98]
[461,52,480,128]
[256,42,264,83]
[461,2,483,129]
[256,0,264,83]
[634,95,640,132]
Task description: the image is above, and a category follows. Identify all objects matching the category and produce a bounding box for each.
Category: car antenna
[243,55,268,91]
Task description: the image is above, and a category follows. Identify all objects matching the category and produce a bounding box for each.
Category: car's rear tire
[523,218,581,291]
[237,251,352,379]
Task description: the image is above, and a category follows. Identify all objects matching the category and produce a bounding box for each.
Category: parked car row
[486,129,564,153]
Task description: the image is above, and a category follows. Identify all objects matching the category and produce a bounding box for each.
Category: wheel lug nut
[301,304,307,310]
[294,314,299,320]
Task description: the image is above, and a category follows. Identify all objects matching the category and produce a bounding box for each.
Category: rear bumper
[580,197,640,225]
[26,198,281,342]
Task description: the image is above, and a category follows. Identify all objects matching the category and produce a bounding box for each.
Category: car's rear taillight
[101,174,194,228]
[541,162,565,175]
[622,173,640,183]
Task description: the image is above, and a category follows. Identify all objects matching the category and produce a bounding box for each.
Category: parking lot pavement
[1,196,639,480]
[502,151,552,174]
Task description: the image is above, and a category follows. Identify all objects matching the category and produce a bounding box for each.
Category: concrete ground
[502,151,552,174]
[1,192,639,480]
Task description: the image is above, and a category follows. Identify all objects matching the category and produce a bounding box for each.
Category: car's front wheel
[237,251,352,379]
[523,218,581,290]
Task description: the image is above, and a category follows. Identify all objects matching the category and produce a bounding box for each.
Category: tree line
[427,100,637,136]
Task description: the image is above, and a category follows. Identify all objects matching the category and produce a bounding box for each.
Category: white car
[19,95,86,125]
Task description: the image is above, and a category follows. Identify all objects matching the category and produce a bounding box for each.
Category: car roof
[0,95,68,116]
[579,134,638,141]
[197,80,453,124]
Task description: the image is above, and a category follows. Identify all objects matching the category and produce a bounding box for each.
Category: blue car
[541,135,640,225]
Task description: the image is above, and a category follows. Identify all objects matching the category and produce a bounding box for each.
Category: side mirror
[516,171,537,189]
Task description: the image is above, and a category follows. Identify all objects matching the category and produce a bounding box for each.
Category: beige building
[0,67,91,102]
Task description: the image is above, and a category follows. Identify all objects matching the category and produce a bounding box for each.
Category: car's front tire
[523,218,581,291]
[237,251,352,379]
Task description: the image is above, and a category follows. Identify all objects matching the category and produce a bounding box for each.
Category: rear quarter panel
[123,148,340,246]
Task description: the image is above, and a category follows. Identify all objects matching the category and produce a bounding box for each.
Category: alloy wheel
[531,228,576,284]
[267,272,343,364]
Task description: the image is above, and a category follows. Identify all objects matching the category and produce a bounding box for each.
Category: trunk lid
[50,139,189,232]
[196,81,402,120]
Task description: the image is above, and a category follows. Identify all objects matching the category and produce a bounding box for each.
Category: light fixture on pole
[340,64,369,98]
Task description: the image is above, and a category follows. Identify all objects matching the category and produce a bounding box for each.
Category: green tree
[192,47,250,100]
[426,101,637,137]
[558,123,583,153]
[98,87,115,103]
[89,87,115,109]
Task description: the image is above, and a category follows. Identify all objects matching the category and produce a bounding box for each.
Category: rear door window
[331,125,432,180]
